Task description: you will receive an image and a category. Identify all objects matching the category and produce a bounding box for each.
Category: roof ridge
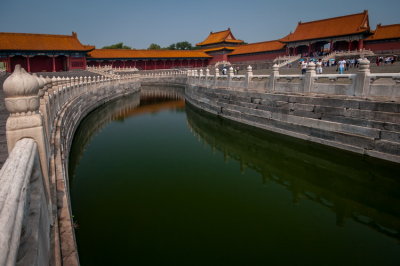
[298,10,367,25]
[377,23,400,28]
[210,29,231,35]
[240,40,282,46]
[0,32,74,38]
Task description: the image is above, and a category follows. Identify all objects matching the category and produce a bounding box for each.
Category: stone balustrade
[185,60,400,101]
[0,138,49,266]
[0,64,140,266]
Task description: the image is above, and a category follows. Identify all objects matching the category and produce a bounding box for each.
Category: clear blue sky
[0,0,399,49]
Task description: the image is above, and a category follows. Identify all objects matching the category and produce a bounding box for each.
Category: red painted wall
[228,51,285,63]
[30,56,53,72]
[55,56,67,71]
[69,57,86,70]
[86,58,209,70]
[364,40,400,53]
[208,54,227,65]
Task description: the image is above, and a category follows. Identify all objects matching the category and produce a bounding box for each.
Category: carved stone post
[303,61,316,94]
[354,59,371,97]
[245,65,253,88]
[228,67,234,88]
[3,65,52,208]
[205,69,210,87]
[268,64,279,92]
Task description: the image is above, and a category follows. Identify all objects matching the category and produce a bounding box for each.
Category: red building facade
[87,49,211,70]
[0,32,94,73]
[1,11,399,73]
[364,24,400,54]
[228,40,286,63]
[280,11,371,57]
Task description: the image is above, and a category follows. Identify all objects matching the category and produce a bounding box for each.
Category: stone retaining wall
[185,85,400,163]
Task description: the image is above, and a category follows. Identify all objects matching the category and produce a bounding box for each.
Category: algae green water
[69,89,400,266]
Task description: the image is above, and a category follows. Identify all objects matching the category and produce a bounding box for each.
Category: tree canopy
[147,43,162,50]
[102,42,132,49]
[146,41,198,50]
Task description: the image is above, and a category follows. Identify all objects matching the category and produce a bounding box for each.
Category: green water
[69,89,400,266]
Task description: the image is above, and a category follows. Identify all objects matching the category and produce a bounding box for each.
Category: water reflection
[185,102,400,240]
[69,86,185,178]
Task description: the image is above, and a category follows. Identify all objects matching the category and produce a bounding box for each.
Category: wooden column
[163,60,166,69]
[26,56,31,72]
[52,55,56,72]
[329,40,333,52]
[348,41,352,51]
[6,56,11,72]
[358,39,364,50]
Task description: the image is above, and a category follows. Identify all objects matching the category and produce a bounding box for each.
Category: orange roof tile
[196,28,244,46]
[88,49,211,59]
[0,32,94,51]
[280,10,370,42]
[365,24,400,41]
[202,46,237,52]
[229,40,285,55]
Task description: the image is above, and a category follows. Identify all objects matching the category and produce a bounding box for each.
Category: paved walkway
[0,73,10,168]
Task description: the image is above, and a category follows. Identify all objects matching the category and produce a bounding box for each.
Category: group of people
[298,55,398,75]
[375,56,397,66]
[300,59,325,74]
[221,66,241,75]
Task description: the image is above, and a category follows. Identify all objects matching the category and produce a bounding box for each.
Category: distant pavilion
[196,28,244,64]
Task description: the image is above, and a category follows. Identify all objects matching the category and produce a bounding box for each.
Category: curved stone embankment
[185,85,400,163]
[0,66,141,266]
[51,81,140,265]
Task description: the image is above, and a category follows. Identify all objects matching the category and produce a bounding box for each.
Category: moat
[69,87,400,266]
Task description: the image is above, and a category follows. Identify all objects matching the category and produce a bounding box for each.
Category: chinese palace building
[86,49,211,70]
[280,10,371,56]
[196,28,244,64]
[0,32,94,73]
[364,23,400,53]
[1,10,399,73]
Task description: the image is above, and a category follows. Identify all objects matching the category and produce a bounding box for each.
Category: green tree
[102,42,132,49]
[175,41,193,50]
[148,43,162,50]
[167,43,176,50]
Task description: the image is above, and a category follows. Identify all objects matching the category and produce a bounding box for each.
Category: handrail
[0,138,39,266]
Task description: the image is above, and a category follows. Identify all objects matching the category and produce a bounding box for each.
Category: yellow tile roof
[202,47,237,52]
[196,28,244,46]
[0,32,94,51]
[365,24,400,41]
[229,41,285,55]
[280,11,370,42]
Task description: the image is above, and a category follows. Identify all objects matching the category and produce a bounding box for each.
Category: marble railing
[0,138,49,266]
[186,59,400,101]
[0,65,140,266]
